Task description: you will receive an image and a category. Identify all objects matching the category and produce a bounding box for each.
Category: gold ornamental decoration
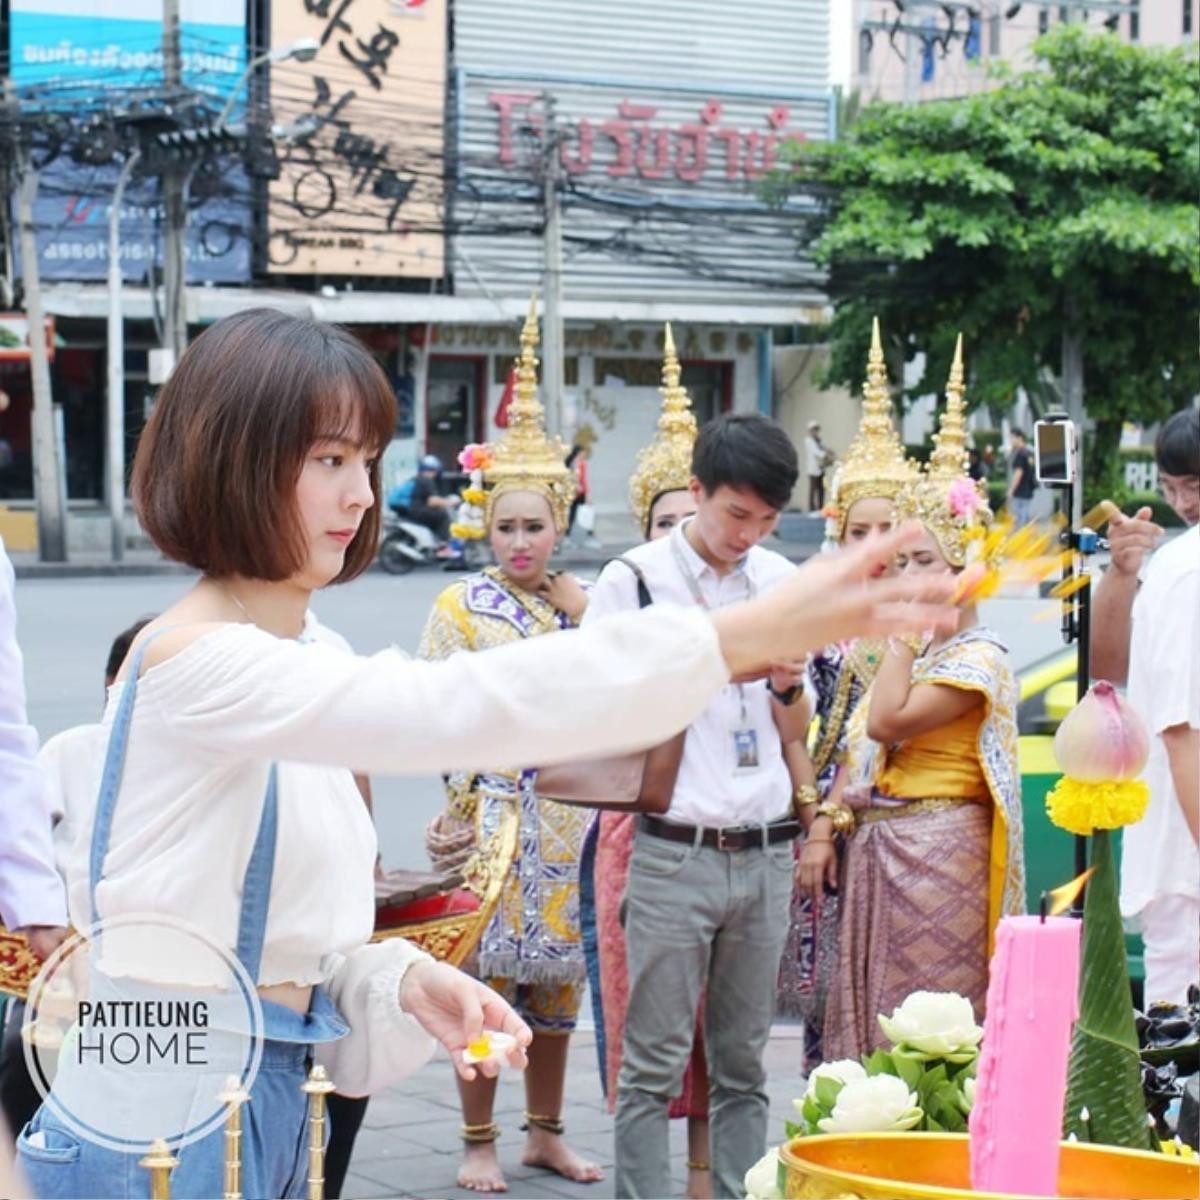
[628,323,698,537]
[825,317,918,542]
[0,924,42,998]
[372,806,518,967]
[895,334,992,569]
[484,296,577,533]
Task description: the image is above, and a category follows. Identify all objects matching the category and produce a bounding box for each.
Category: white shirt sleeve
[0,539,68,929]
[314,938,437,1096]
[1143,565,1200,736]
[145,606,729,775]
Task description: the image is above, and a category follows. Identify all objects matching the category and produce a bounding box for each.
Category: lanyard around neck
[670,522,755,611]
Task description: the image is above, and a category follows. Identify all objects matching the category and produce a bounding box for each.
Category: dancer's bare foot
[457,1141,508,1193]
[521,1126,604,1183]
[685,1161,712,1200]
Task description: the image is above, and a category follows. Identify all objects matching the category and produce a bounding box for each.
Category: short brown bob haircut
[133,308,396,583]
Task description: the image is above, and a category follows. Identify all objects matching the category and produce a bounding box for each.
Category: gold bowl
[781,1132,1197,1199]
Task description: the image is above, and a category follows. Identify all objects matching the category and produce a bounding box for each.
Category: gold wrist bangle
[794,784,820,809]
[815,801,856,837]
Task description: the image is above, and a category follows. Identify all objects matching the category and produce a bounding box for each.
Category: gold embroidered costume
[418,302,587,1032]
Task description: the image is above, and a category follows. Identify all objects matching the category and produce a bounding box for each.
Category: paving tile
[337,1022,811,1198]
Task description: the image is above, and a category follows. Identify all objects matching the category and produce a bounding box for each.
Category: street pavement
[10,557,1067,1198]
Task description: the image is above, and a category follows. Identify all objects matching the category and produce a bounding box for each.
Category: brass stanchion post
[301,1063,336,1200]
[218,1074,250,1200]
[139,1137,179,1200]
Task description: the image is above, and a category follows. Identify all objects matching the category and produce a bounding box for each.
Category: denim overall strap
[88,627,280,986]
[88,634,164,924]
[233,764,278,982]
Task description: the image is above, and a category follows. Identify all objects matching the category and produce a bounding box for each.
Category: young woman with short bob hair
[17,307,958,1199]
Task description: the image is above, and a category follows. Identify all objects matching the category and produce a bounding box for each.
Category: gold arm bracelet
[814,801,857,837]
[794,784,820,810]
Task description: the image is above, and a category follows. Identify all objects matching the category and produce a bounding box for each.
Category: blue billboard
[9,0,252,284]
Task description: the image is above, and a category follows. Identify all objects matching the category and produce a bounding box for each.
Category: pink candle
[969,914,1081,1197]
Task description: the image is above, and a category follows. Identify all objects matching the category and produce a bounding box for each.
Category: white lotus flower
[877,990,984,1060]
[816,1074,923,1134]
[799,1058,868,1107]
[961,1075,977,1110]
[743,1146,783,1200]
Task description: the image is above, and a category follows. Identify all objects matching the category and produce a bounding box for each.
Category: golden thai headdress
[826,317,919,541]
[896,334,992,568]
[483,296,577,532]
[628,323,698,536]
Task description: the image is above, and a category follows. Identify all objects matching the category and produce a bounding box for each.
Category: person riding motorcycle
[390,455,461,549]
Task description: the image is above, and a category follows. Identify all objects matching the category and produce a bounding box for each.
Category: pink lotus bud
[1053,681,1149,782]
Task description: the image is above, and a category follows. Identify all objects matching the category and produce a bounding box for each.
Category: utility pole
[106,150,141,562]
[541,92,565,439]
[14,146,67,562]
[162,0,187,368]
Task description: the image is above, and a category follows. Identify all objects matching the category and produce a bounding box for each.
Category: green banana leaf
[1062,830,1156,1150]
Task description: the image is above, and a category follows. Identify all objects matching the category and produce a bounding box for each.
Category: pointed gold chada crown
[826,317,919,541]
[484,294,577,531]
[896,333,992,567]
[628,323,698,536]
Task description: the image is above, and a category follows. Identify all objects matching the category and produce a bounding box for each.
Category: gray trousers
[614,825,794,1198]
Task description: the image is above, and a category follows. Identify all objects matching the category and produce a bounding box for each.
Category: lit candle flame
[1047,868,1096,916]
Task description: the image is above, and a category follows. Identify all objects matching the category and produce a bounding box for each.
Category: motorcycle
[377,509,478,575]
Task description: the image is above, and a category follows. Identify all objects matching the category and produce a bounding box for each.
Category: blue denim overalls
[17,636,349,1199]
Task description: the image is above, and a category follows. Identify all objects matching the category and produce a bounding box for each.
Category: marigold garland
[1045,776,1150,837]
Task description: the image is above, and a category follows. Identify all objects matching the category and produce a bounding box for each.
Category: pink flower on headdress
[458,443,493,472]
[947,477,980,519]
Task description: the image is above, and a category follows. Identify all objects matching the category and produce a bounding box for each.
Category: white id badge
[732,727,761,775]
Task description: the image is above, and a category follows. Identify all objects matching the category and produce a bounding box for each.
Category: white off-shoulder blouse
[66,605,728,989]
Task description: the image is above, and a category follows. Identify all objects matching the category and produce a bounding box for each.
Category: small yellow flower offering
[462,1030,517,1065]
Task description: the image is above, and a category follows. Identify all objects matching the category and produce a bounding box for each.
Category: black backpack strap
[609,556,653,609]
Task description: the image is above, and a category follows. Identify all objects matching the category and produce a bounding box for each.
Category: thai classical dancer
[418,307,600,1192]
[781,318,919,1069]
[822,338,1026,1061]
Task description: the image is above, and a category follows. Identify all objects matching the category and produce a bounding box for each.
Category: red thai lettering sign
[487,93,806,184]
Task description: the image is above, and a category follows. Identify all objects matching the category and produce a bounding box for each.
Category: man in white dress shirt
[584,413,804,1198]
[0,537,66,956]
[1092,409,1199,1005]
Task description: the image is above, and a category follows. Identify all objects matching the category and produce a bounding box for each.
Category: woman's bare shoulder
[112,590,244,682]
[109,622,234,683]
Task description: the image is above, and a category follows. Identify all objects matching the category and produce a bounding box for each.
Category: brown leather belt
[640,813,803,852]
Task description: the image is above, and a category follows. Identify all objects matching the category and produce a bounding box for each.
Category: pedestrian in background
[805,420,834,513]
[1006,428,1036,524]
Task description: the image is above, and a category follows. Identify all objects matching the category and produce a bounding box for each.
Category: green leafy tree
[772,27,1199,491]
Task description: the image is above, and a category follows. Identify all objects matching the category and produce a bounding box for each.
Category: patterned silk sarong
[823,801,991,1060]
